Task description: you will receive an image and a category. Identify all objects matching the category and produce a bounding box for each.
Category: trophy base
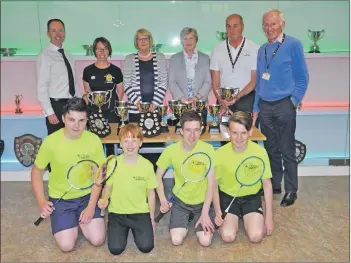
[117,122,128,135]
[167,118,178,127]
[308,50,321,53]
[209,125,220,134]
[160,125,169,133]
[15,110,23,114]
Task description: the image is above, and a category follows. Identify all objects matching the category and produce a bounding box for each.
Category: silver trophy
[158,104,169,133]
[167,100,178,126]
[308,30,325,53]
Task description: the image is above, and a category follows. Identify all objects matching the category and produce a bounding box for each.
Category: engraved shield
[14,134,42,167]
[295,140,307,164]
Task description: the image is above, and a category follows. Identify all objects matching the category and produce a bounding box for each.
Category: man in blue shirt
[252,9,309,207]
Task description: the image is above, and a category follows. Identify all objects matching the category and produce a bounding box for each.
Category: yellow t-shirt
[156,140,215,205]
[35,129,105,199]
[106,154,157,214]
[215,141,272,197]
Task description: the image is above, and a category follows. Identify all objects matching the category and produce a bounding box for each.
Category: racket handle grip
[100,209,105,217]
[154,212,167,223]
[215,212,228,229]
[34,216,45,226]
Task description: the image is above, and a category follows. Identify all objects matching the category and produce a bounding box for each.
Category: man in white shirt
[210,14,259,117]
[36,19,79,135]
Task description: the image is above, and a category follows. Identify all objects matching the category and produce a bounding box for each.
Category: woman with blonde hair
[123,28,167,122]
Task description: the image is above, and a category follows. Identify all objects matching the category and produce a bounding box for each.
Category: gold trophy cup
[87,91,112,112]
[195,99,207,112]
[173,104,186,134]
[15,95,23,114]
[115,106,128,135]
[140,102,151,113]
[209,104,221,133]
[182,101,193,112]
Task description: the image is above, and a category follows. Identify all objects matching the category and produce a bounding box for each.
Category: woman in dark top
[83,37,124,155]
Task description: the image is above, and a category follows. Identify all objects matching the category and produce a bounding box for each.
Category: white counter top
[1,52,349,62]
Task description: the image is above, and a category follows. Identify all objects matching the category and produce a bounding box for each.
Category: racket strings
[236,158,265,186]
[68,161,98,189]
[95,156,117,185]
[181,154,211,182]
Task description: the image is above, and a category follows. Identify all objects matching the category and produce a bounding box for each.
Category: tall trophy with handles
[219,87,239,123]
[15,95,23,114]
[173,104,186,134]
[195,99,207,134]
[308,30,325,53]
[85,90,112,138]
[158,104,169,133]
[209,104,220,133]
[167,100,178,126]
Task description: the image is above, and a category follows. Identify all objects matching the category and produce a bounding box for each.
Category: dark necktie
[58,48,75,97]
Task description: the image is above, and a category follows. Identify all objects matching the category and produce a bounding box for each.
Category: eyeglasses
[263,23,279,29]
[96,48,108,52]
[136,37,150,42]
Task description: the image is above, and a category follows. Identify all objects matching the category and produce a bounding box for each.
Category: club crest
[14,134,42,167]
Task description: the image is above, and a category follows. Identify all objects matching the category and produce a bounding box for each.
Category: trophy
[209,104,221,133]
[158,104,169,133]
[183,101,193,112]
[115,106,128,135]
[216,31,227,41]
[219,87,239,123]
[173,104,186,134]
[85,91,112,137]
[15,95,23,114]
[140,102,151,113]
[167,100,178,126]
[308,30,325,53]
[115,100,129,126]
[195,99,208,134]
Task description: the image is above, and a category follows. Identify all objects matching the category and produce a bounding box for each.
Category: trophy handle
[85,92,93,105]
[307,30,313,40]
[18,95,23,100]
[104,90,112,106]
[319,30,325,40]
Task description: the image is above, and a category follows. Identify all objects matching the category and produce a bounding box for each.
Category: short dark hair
[93,37,112,57]
[47,18,65,32]
[229,111,253,131]
[180,110,202,128]
[62,97,88,117]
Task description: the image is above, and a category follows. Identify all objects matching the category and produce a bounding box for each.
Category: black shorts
[219,190,263,218]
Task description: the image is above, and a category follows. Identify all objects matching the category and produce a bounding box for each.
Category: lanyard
[226,37,246,72]
[264,33,285,72]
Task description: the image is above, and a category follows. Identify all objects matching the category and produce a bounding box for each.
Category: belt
[50,98,70,102]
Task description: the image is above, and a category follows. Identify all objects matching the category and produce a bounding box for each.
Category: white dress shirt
[210,37,259,91]
[183,49,198,98]
[36,43,79,116]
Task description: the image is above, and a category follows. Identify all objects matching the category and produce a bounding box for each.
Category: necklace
[138,51,152,58]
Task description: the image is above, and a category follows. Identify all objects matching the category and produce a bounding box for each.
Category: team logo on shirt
[105,74,114,83]
[133,176,146,181]
[77,153,90,159]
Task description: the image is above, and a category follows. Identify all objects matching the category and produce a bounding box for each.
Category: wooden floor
[1,176,349,262]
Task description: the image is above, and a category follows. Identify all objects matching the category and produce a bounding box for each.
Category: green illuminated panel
[1,1,349,56]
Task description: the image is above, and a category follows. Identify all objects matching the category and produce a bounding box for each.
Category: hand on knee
[248,231,264,243]
[221,232,236,243]
[171,235,184,246]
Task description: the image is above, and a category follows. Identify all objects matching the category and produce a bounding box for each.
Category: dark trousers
[107,212,154,255]
[258,96,298,192]
[46,99,68,135]
[228,90,256,114]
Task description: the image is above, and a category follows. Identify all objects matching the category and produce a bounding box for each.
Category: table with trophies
[84,87,266,146]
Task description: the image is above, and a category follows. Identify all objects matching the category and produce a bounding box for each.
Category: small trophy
[115,106,128,135]
[195,99,208,134]
[15,95,23,114]
[209,104,220,134]
[216,31,227,41]
[86,91,112,137]
[182,101,193,112]
[140,102,151,113]
[308,30,325,53]
[167,100,178,126]
[173,104,186,134]
[158,104,169,133]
